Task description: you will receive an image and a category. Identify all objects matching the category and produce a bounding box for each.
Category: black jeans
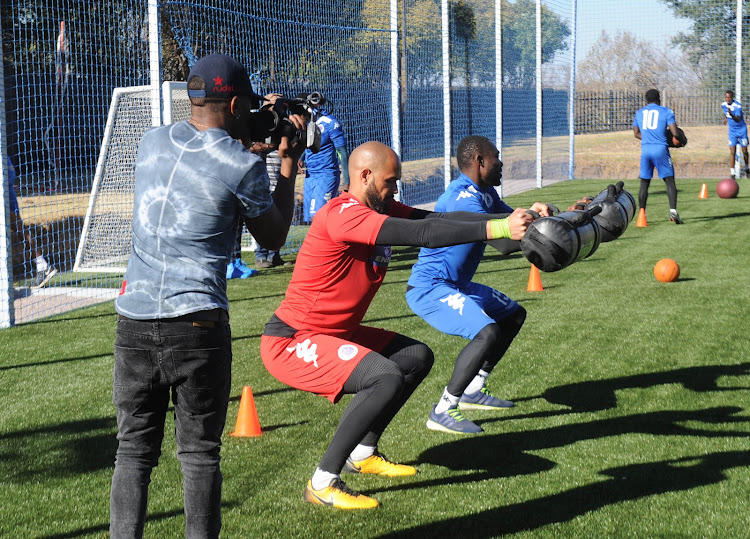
[110,315,231,539]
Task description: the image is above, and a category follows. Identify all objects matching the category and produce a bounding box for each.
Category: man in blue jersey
[406,136,550,434]
[5,155,57,288]
[721,90,750,179]
[632,88,683,224]
[109,53,306,538]
[300,93,349,222]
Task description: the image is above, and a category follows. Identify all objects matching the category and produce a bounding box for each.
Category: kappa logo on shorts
[440,292,465,315]
[338,344,359,361]
[286,339,319,368]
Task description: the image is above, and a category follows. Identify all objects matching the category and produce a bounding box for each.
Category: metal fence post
[0,24,16,328]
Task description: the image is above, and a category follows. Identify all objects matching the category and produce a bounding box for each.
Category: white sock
[670,208,678,215]
[731,168,736,176]
[465,370,490,395]
[35,256,48,272]
[434,388,460,414]
[349,444,376,462]
[311,468,339,490]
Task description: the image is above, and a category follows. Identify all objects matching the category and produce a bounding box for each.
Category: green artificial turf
[1,177,748,537]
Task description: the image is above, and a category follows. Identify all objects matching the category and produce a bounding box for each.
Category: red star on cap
[213,76,224,87]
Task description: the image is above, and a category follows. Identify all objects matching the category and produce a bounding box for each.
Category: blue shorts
[639,144,674,180]
[728,127,748,147]
[304,172,339,221]
[406,281,520,340]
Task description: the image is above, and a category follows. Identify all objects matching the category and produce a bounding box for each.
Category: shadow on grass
[686,211,750,222]
[374,406,749,499]
[229,387,295,402]
[526,362,750,412]
[38,502,239,539]
[377,449,750,538]
[0,352,111,371]
[21,310,117,326]
[0,417,118,482]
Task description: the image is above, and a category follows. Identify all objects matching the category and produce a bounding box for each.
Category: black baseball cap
[187,53,261,101]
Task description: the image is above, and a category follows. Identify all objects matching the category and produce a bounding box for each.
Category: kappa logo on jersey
[440,292,466,315]
[338,344,359,361]
[339,201,359,213]
[371,245,392,269]
[286,338,319,368]
[456,190,474,201]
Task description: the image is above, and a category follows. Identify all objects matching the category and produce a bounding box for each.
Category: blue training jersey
[407,173,514,287]
[633,103,675,145]
[722,100,746,132]
[303,110,347,175]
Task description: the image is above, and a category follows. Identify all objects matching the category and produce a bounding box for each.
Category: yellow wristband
[489,218,511,239]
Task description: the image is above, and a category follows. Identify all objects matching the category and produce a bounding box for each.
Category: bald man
[260,141,532,509]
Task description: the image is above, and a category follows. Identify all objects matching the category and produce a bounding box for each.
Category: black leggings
[446,306,526,397]
[317,334,434,474]
[639,176,677,209]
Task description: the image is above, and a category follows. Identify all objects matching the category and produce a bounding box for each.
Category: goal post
[74,86,154,273]
[75,82,259,275]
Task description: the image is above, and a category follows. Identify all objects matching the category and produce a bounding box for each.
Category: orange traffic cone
[527,264,543,292]
[635,207,647,227]
[230,386,262,437]
[698,183,708,199]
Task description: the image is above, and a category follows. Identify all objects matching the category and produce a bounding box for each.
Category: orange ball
[654,258,680,282]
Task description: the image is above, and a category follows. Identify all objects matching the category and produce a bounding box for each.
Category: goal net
[74,82,262,274]
[74,85,155,273]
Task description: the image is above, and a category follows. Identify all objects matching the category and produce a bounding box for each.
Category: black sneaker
[271,254,293,267]
[669,211,684,225]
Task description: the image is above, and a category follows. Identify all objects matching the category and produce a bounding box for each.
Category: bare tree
[577,30,701,93]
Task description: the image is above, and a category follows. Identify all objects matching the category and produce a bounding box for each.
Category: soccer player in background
[253,149,294,267]
[406,136,550,435]
[260,141,534,509]
[5,155,57,288]
[721,89,750,179]
[300,92,350,222]
[632,88,684,224]
[110,54,306,538]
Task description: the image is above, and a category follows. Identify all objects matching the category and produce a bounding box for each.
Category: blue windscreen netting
[3,0,744,325]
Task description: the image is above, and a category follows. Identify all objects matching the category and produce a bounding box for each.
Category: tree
[452,0,477,130]
[501,0,570,88]
[577,29,702,93]
[659,0,744,90]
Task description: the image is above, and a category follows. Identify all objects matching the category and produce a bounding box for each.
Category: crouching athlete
[260,141,533,509]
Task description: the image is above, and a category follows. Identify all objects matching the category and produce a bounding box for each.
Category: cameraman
[110,53,306,538]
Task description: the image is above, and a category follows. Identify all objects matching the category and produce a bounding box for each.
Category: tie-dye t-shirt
[115,121,273,319]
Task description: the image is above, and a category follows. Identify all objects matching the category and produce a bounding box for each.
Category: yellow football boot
[303,479,379,510]
[343,451,417,477]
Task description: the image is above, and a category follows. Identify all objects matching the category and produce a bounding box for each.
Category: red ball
[716,178,739,199]
[654,258,680,282]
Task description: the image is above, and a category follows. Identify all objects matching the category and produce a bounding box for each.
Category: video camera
[248,92,324,153]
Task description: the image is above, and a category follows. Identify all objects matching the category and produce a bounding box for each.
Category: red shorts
[260,325,396,403]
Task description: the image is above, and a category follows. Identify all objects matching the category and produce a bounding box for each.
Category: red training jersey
[274,192,413,336]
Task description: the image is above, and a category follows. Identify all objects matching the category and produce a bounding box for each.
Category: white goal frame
[74,85,156,273]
